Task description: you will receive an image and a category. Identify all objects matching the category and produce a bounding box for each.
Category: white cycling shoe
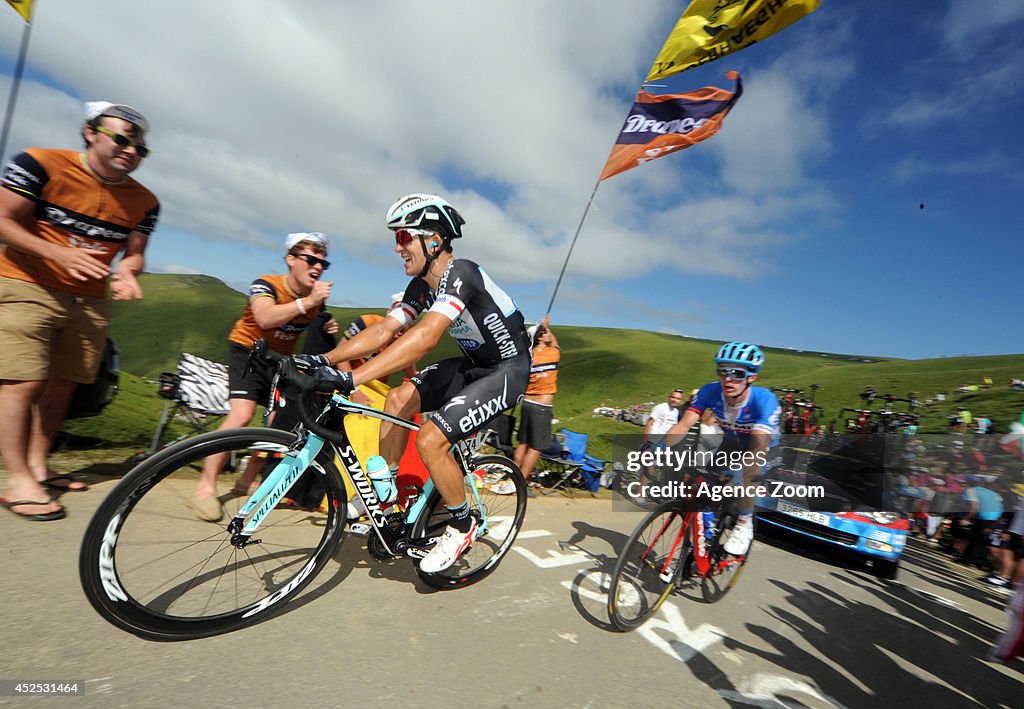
[420,519,478,573]
[723,517,754,556]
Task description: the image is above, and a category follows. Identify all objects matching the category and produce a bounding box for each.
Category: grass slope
[62,274,1024,456]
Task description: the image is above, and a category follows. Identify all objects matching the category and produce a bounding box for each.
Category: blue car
[755,466,908,579]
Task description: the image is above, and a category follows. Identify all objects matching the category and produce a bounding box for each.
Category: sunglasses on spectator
[393,228,434,246]
[717,367,753,381]
[292,253,331,270]
[94,126,151,158]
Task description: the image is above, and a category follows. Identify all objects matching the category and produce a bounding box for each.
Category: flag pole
[0,18,33,161]
[544,177,601,316]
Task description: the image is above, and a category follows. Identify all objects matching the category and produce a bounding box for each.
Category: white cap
[527,325,538,341]
[285,232,329,250]
[84,101,150,133]
[390,292,405,306]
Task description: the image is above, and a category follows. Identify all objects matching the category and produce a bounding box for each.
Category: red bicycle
[607,477,751,631]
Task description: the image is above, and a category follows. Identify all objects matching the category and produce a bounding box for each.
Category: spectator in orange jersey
[0,101,158,521]
[514,315,560,493]
[338,292,418,391]
[192,232,336,521]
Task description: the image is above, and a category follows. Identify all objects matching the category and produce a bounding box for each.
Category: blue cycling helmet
[715,342,764,372]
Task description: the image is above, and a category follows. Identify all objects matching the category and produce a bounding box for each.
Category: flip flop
[0,498,66,521]
[40,475,89,492]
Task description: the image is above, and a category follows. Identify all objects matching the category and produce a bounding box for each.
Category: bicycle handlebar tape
[274,359,344,446]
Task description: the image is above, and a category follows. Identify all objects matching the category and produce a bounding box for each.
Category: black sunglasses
[292,253,331,270]
[94,125,151,158]
[717,367,752,381]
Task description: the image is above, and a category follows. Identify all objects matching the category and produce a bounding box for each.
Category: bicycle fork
[227,435,326,547]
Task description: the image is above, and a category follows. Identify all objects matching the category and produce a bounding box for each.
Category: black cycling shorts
[412,355,529,444]
[517,400,553,451]
[227,342,275,403]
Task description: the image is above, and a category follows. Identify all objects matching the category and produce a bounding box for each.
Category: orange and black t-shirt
[228,274,323,354]
[343,314,388,367]
[527,344,560,396]
[343,313,391,383]
[0,148,159,297]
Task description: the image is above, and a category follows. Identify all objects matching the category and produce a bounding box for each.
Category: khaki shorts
[0,276,109,383]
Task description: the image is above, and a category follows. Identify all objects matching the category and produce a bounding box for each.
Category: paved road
[1,478,1021,708]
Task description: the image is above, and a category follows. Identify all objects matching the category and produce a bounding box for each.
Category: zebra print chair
[130,353,230,463]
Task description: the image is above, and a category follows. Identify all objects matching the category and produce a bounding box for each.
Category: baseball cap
[285,232,329,250]
[84,101,150,133]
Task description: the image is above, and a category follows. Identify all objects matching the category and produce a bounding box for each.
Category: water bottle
[367,455,397,504]
[702,510,717,540]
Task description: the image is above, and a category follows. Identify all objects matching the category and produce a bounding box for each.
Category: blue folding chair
[538,428,608,497]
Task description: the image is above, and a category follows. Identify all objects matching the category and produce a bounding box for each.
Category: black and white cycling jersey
[389,258,529,367]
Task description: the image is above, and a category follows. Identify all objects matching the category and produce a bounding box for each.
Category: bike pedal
[348,522,371,535]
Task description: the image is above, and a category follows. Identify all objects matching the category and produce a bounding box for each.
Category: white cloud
[0,0,845,303]
[940,0,1024,54]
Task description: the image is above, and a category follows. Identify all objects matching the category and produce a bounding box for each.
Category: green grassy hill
[61,274,1024,456]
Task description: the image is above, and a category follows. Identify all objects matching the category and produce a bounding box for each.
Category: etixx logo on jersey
[457,378,509,434]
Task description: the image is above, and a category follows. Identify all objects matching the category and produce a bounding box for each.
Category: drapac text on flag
[599,72,742,181]
[4,0,35,23]
[646,0,819,82]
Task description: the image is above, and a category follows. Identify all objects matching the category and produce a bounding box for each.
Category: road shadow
[559,520,633,632]
[718,574,1022,707]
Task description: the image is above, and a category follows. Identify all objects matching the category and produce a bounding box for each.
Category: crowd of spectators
[897,437,1024,591]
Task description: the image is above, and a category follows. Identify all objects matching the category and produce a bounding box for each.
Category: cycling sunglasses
[717,367,753,381]
[292,253,331,270]
[393,228,434,246]
[94,125,151,158]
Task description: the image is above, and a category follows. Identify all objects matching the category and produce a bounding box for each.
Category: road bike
[79,345,527,640]
[607,477,751,631]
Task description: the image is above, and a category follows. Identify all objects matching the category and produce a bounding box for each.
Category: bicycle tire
[412,455,526,589]
[700,511,752,603]
[607,499,689,631]
[79,427,347,640]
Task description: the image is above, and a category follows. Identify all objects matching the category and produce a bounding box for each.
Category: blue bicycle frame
[227,393,491,559]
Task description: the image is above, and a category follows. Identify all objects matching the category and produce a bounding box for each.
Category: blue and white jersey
[688,382,781,447]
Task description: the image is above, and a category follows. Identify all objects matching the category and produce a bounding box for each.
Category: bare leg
[27,378,78,482]
[379,382,419,467]
[519,447,542,479]
[513,442,527,467]
[416,420,466,508]
[195,398,259,501]
[0,380,62,515]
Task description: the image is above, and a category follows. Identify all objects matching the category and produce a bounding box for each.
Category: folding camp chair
[130,353,231,463]
[537,428,609,497]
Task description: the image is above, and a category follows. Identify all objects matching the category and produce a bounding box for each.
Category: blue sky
[1,1,1022,359]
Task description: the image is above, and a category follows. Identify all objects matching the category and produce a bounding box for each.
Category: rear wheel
[412,455,527,589]
[607,500,690,631]
[79,427,347,640]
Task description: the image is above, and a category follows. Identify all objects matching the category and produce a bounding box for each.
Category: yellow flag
[5,0,34,23]
[646,0,820,82]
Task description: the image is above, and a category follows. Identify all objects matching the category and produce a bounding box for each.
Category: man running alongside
[663,342,781,556]
[299,194,530,572]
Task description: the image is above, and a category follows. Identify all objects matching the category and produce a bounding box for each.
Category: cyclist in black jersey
[297,194,530,572]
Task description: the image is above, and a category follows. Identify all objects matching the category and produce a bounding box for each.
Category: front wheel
[79,427,347,640]
[701,511,752,603]
[412,455,527,589]
[607,499,690,631]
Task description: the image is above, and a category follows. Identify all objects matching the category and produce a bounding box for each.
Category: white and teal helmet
[385,194,465,242]
[715,342,764,372]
